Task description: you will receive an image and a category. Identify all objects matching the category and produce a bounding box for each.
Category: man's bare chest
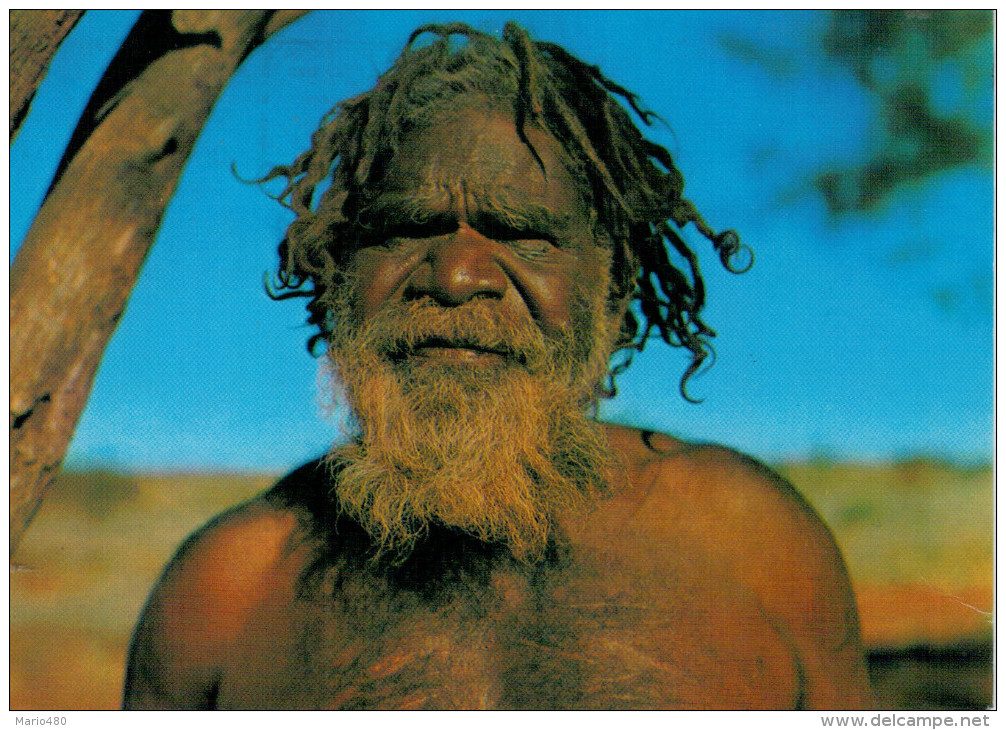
[213,542,801,710]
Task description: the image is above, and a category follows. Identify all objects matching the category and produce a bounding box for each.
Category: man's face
[343,105,612,367]
[320,103,620,561]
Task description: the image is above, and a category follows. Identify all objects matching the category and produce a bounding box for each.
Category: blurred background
[10,10,994,710]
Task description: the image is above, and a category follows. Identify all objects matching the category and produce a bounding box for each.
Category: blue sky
[11,10,994,471]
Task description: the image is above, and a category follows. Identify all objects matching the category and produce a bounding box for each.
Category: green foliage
[817,10,993,212]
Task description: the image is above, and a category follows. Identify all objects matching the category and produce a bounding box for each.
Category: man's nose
[405,223,508,306]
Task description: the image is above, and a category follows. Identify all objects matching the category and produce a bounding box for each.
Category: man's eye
[482,222,551,243]
[474,221,556,260]
[508,239,551,261]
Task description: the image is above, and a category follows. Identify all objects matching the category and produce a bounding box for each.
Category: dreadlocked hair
[263,21,752,401]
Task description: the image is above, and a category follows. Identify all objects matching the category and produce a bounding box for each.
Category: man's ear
[605,235,637,310]
[604,285,630,320]
[590,213,637,331]
[607,240,640,353]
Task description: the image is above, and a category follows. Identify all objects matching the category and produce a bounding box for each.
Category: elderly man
[123,23,873,709]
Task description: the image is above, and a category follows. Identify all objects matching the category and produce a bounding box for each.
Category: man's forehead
[356,187,575,230]
[360,108,589,223]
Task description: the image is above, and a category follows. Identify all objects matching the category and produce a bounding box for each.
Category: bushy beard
[322,281,621,564]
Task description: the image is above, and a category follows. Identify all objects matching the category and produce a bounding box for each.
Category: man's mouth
[390,337,515,366]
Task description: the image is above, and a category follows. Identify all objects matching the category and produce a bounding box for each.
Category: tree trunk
[9,9,309,556]
[9,9,85,143]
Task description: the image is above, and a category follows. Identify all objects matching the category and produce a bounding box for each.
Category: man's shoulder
[600,421,853,627]
[595,422,873,707]
[177,497,299,578]
[600,422,872,707]
[124,480,307,707]
[602,422,801,513]
[137,465,330,635]
[138,490,301,634]
[605,421,808,508]
[155,461,334,604]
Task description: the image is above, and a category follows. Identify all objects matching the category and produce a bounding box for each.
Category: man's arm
[123,500,298,709]
[638,438,874,709]
[735,463,874,709]
[124,532,222,709]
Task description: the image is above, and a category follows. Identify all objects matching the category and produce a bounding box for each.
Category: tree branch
[9,10,85,143]
[10,9,309,556]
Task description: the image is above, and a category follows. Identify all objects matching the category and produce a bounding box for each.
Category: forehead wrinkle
[467,186,574,233]
[354,187,453,224]
[359,183,576,233]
